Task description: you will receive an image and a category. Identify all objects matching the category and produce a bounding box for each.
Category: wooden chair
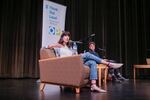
[97,64,108,86]
[133,58,150,80]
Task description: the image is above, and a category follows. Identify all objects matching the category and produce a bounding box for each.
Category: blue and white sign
[42,0,67,47]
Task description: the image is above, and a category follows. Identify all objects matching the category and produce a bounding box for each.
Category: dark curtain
[0,0,150,78]
[0,0,43,78]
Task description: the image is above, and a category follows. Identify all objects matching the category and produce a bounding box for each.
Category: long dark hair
[58,31,71,47]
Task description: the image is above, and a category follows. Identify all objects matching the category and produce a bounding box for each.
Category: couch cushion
[40,48,56,59]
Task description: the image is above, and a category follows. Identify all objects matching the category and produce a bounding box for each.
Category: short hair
[88,41,95,47]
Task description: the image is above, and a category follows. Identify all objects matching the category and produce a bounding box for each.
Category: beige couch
[39,48,90,93]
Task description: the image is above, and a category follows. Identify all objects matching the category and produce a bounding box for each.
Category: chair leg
[98,67,102,87]
[40,83,45,91]
[134,66,136,80]
[75,88,80,94]
[104,67,108,84]
[60,86,64,91]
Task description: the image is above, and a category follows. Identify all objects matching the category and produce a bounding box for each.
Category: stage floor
[0,79,150,100]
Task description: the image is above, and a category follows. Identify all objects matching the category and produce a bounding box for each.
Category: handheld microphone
[90,34,95,37]
[69,40,83,44]
[98,48,106,51]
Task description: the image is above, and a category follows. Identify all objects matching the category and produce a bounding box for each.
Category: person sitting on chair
[48,31,123,92]
[87,41,129,83]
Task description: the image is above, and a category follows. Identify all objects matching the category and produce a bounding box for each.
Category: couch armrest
[39,55,84,87]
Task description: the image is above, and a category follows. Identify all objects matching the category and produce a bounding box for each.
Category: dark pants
[107,60,120,76]
[108,68,120,75]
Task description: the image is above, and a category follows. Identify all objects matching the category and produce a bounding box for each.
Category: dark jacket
[88,49,101,58]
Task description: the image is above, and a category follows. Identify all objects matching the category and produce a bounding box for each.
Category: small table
[133,64,150,80]
[97,64,108,86]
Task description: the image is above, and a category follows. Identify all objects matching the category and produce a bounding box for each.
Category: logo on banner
[49,26,61,35]
[49,26,55,35]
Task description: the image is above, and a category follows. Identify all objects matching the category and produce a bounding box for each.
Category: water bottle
[72,42,78,55]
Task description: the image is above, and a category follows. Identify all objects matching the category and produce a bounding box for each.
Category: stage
[0,79,150,100]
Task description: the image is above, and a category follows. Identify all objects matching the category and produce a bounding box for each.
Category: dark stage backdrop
[0,0,150,78]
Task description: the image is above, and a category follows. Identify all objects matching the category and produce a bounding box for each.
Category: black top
[88,49,101,58]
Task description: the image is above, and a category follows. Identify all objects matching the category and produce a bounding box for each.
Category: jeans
[81,52,103,63]
[81,52,103,80]
[84,60,98,80]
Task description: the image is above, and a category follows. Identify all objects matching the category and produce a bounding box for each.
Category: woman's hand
[48,45,52,48]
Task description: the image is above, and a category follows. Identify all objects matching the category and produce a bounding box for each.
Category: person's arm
[48,43,62,48]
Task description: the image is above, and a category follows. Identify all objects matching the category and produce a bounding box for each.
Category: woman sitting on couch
[48,31,123,93]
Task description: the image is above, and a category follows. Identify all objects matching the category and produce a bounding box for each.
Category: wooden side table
[97,64,108,86]
[133,65,150,80]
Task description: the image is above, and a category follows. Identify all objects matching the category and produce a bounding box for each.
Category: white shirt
[59,46,73,57]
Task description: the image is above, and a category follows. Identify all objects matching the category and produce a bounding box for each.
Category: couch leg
[60,86,64,91]
[40,83,45,91]
[75,88,80,94]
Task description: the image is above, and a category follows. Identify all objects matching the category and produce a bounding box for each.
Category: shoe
[109,63,123,69]
[91,85,106,93]
[117,73,129,81]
